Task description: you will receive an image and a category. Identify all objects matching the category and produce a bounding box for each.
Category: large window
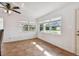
[39,17,62,34]
[23,23,36,31]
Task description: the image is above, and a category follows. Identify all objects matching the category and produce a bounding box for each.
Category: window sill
[40,31,62,35]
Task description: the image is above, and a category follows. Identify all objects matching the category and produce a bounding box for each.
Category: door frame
[75,9,79,55]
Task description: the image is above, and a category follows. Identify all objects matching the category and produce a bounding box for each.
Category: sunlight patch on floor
[44,51,52,56]
[32,41,52,56]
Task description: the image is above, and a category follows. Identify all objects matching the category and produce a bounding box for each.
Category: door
[76,9,79,55]
[0,17,4,56]
[0,30,3,56]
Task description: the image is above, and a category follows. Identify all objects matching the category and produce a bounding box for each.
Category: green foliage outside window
[40,20,61,34]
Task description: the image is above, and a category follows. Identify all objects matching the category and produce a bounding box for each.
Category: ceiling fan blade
[12,6,20,9]
[0,2,5,6]
[0,2,21,14]
[6,3,11,9]
[11,9,21,14]
[0,7,5,8]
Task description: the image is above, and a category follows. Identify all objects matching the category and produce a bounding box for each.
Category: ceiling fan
[0,2,21,14]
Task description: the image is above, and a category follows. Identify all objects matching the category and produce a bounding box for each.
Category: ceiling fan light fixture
[4,9,12,14]
[0,2,21,14]
[8,10,12,14]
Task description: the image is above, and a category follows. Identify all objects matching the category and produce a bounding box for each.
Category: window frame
[39,17,62,35]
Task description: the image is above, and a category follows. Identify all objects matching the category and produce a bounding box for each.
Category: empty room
[0,2,79,56]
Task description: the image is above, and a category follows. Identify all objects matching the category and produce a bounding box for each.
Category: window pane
[29,25,35,31]
[40,24,43,31]
[23,24,28,31]
[50,20,61,34]
[45,23,50,30]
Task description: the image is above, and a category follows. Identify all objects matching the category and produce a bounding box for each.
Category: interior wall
[37,3,79,53]
[1,3,79,53]
[2,13,37,42]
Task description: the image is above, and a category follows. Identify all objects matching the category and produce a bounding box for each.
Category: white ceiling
[0,2,72,19]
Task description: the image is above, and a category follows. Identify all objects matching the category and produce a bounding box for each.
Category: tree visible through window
[40,17,62,34]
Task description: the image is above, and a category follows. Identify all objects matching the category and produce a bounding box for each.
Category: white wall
[1,3,79,53]
[37,3,79,53]
[2,13,37,42]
